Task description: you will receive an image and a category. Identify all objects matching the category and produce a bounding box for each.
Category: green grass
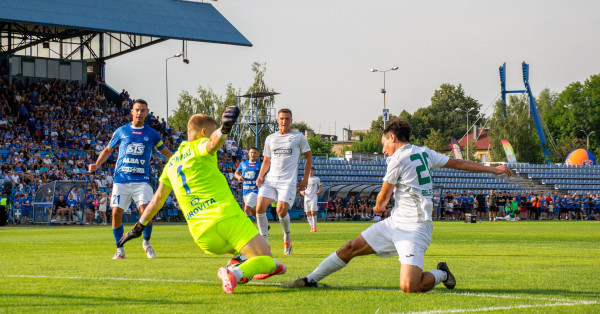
[1,220,599,313]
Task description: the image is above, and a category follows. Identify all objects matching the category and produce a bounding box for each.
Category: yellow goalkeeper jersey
[159,138,242,239]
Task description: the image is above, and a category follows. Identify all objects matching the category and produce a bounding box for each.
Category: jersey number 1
[410,152,432,185]
[177,165,192,195]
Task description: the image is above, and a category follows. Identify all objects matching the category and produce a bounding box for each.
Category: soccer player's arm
[234,164,244,182]
[442,156,512,177]
[89,130,118,172]
[256,139,271,187]
[298,136,312,191]
[374,157,398,215]
[205,105,240,155]
[204,128,228,155]
[154,135,173,161]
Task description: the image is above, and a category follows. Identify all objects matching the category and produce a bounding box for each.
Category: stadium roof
[0,0,251,46]
[0,0,251,61]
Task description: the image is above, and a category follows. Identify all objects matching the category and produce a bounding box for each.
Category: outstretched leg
[282,234,375,287]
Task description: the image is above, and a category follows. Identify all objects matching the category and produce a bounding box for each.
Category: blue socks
[113,225,124,248]
[142,223,153,241]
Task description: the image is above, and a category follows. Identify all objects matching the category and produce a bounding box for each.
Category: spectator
[52,195,70,223]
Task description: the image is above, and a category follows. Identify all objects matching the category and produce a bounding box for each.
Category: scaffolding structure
[232,92,279,148]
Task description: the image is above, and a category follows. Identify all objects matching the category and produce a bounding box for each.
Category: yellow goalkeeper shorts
[195,214,259,255]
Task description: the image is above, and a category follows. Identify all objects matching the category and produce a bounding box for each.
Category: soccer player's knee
[400,280,421,293]
[338,239,361,258]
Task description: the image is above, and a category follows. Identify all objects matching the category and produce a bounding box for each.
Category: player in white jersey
[300,167,321,232]
[282,117,512,292]
[256,108,312,255]
[89,99,173,259]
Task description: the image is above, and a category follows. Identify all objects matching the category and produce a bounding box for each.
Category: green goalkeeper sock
[238,255,276,280]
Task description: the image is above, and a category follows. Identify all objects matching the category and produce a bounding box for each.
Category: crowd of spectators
[1,77,599,225]
[433,190,600,221]
[0,76,264,225]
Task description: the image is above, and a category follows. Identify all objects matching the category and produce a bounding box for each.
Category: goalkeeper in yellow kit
[118,107,286,294]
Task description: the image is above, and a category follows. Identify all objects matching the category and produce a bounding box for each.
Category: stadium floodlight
[166,53,183,128]
[370,66,399,128]
[456,107,477,161]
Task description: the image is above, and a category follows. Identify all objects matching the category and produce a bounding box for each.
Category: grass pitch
[1,220,599,313]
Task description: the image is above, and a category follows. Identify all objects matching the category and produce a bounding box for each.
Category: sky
[105,0,600,137]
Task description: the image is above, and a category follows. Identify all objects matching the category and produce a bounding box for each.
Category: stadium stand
[0,76,598,224]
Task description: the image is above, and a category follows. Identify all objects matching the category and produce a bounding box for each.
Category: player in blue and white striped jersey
[89,99,173,259]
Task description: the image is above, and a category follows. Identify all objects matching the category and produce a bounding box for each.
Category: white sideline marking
[403,300,599,314]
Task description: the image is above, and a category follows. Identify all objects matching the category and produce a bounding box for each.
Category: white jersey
[304,176,321,201]
[383,144,449,223]
[263,130,311,185]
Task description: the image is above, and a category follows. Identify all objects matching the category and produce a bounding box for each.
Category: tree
[169,62,275,151]
[466,139,478,162]
[544,74,600,158]
[488,96,544,163]
[307,135,333,156]
[423,129,447,153]
[348,130,383,154]
[291,121,311,134]
[411,84,482,143]
[168,87,222,133]
[238,62,277,150]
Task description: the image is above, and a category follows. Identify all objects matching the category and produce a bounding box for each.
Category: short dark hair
[311,166,315,170]
[249,147,258,152]
[133,99,148,107]
[278,108,292,117]
[382,117,411,142]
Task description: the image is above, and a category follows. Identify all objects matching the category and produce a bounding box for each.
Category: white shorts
[361,218,433,269]
[98,205,107,213]
[110,182,153,211]
[258,180,296,207]
[243,192,258,208]
[304,199,318,212]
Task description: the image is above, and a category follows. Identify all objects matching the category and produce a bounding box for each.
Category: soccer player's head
[131,99,149,126]
[277,108,293,132]
[187,114,217,141]
[248,147,258,161]
[309,166,314,176]
[381,118,411,156]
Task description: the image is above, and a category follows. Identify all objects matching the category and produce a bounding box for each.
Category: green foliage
[348,130,382,153]
[544,73,600,158]
[488,97,544,163]
[169,62,275,150]
[466,139,478,161]
[307,135,333,156]
[291,121,311,134]
[553,137,586,163]
[411,84,482,143]
[423,129,447,153]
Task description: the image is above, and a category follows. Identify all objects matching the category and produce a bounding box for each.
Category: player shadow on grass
[450,288,600,299]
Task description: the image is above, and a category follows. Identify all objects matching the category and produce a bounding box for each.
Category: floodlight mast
[370,67,398,129]
[499,62,557,164]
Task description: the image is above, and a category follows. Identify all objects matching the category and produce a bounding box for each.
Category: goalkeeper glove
[221,106,240,134]
[117,221,146,247]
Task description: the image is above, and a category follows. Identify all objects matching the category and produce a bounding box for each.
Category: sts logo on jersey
[126,143,145,155]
